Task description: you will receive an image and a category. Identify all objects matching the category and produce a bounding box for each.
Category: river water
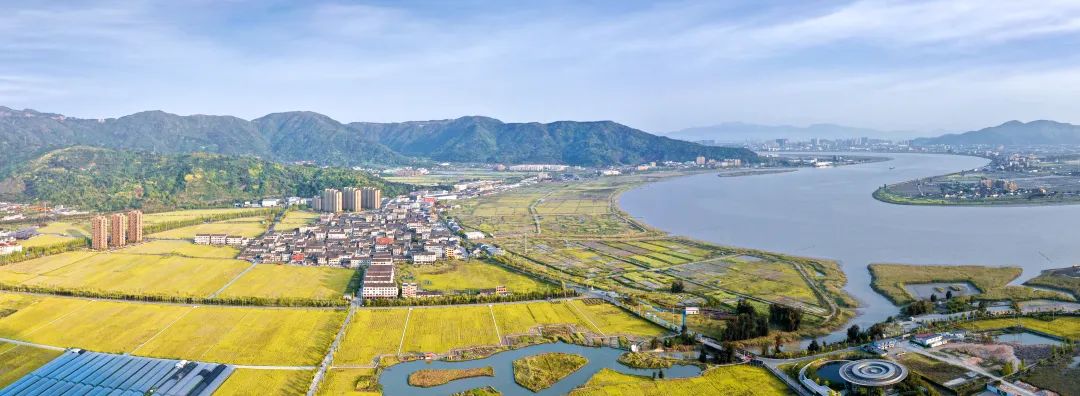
[620,153,1080,336]
[378,342,701,395]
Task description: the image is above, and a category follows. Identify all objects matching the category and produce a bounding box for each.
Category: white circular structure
[838,359,908,387]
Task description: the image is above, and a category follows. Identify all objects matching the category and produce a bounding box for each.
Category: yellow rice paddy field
[336,300,669,364]
[276,210,320,231]
[0,293,345,365]
[215,369,314,396]
[318,368,380,396]
[570,365,793,396]
[335,309,411,366]
[400,306,501,354]
[0,250,251,297]
[217,264,356,300]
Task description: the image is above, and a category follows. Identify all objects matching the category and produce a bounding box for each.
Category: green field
[216,369,314,396]
[17,234,81,248]
[143,208,267,225]
[570,365,792,395]
[0,293,345,365]
[277,210,320,231]
[397,260,554,294]
[513,352,588,392]
[869,263,1070,305]
[334,309,411,366]
[400,306,502,354]
[959,317,1080,340]
[0,343,63,388]
[33,221,90,237]
[148,217,268,239]
[218,264,356,300]
[0,250,251,297]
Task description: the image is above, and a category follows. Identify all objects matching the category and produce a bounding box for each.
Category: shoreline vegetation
[407,367,494,388]
[868,263,1074,306]
[873,185,1080,207]
[512,352,589,392]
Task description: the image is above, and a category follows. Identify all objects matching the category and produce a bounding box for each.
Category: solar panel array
[0,350,234,396]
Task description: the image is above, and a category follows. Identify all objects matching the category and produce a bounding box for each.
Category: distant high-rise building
[321,188,343,212]
[109,213,128,248]
[91,216,108,251]
[343,187,362,212]
[312,195,322,211]
[361,187,382,209]
[127,210,143,243]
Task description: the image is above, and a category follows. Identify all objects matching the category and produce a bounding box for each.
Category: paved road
[307,304,358,396]
[896,341,1034,395]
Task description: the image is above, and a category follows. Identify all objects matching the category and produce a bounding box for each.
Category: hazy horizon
[3,0,1080,134]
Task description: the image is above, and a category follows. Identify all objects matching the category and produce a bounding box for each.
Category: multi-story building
[91,215,109,250]
[0,238,22,255]
[109,213,128,248]
[361,187,381,209]
[343,187,363,212]
[361,263,398,298]
[401,282,417,298]
[127,210,143,243]
[321,188,343,213]
[311,195,323,211]
[194,234,211,245]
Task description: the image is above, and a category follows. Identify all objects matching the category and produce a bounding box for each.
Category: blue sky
[2,0,1080,133]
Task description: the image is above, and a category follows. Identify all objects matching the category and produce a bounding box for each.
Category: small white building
[261,198,281,207]
[411,252,438,265]
[209,234,228,245]
[225,236,247,246]
[193,234,212,245]
[463,231,485,240]
[912,333,946,348]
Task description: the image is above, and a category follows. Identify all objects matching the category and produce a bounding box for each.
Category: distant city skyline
[3,0,1080,134]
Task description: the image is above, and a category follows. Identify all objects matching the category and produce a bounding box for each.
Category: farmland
[17,234,81,248]
[276,210,320,231]
[400,306,502,354]
[570,365,793,395]
[0,343,63,388]
[319,368,380,396]
[959,317,1080,340]
[147,217,269,239]
[0,293,345,365]
[143,208,267,225]
[336,300,666,366]
[216,369,314,396]
[0,250,251,297]
[396,260,554,294]
[33,221,90,237]
[335,309,411,366]
[217,264,357,300]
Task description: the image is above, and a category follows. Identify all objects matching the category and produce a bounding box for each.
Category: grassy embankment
[452,386,502,396]
[570,365,792,396]
[513,352,589,392]
[407,367,494,387]
[1024,267,1080,299]
[868,263,1072,306]
[617,352,675,369]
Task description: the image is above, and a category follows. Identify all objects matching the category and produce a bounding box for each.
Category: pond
[813,360,848,386]
[377,342,703,395]
[994,331,1063,346]
[904,282,980,300]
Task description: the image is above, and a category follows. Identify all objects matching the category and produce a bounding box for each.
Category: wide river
[620,153,1080,333]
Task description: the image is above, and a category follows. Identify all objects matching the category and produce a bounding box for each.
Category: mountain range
[0,146,406,211]
[912,120,1080,146]
[0,107,756,174]
[665,122,922,143]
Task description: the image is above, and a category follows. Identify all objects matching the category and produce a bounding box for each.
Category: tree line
[0,238,89,265]
[363,289,578,307]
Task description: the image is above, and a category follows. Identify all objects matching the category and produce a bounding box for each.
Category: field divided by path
[334,300,667,366]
